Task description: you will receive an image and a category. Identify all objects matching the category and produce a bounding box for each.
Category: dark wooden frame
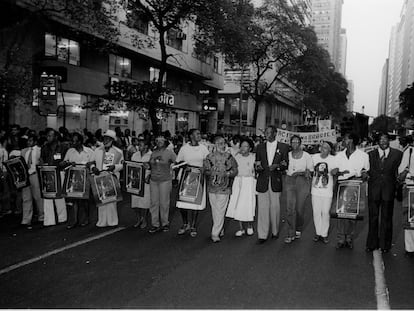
[36,165,62,199]
[62,165,90,199]
[123,161,145,197]
[3,156,30,190]
[90,171,123,207]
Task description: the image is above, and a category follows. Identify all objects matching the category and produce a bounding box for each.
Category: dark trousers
[285,175,310,236]
[67,199,89,226]
[366,199,394,250]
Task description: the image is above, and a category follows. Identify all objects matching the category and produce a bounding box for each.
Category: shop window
[109,54,132,78]
[45,33,80,66]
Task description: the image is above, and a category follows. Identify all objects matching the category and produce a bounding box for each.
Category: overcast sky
[342,0,404,118]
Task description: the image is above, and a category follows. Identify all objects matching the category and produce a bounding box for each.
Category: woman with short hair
[311,141,338,243]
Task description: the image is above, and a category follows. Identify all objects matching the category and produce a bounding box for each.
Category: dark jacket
[368,147,402,201]
[40,142,68,166]
[255,141,289,193]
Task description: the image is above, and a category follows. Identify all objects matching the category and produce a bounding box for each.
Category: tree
[399,82,414,129]
[195,0,348,127]
[370,115,397,133]
[120,0,215,135]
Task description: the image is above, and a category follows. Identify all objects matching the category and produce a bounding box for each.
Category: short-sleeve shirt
[176,143,209,167]
[150,148,176,182]
[311,153,338,198]
[286,151,314,176]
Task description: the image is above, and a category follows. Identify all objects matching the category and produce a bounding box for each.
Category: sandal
[235,230,245,237]
[178,224,190,235]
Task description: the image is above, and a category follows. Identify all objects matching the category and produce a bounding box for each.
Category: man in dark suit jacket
[255,126,289,243]
[367,132,402,253]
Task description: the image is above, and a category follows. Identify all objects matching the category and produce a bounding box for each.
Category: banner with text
[276,129,337,145]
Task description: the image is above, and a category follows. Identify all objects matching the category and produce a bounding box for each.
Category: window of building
[213,56,219,73]
[149,67,166,85]
[166,28,186,51]
[45,33,80,66]
[109,54,132,78]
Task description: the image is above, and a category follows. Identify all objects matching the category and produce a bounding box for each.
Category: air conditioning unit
[176,31,186,40]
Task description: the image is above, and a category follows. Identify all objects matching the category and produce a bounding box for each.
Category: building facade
[383,0,414,118]
[311,0,344,71]
[378,59,389,116]
[338,28,347,76]
[0,0,224,134]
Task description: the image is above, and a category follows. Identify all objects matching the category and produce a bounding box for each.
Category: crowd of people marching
[1,124,414,257]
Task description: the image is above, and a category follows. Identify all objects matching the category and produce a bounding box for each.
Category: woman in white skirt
[131,139,152,229]
[226,138,256,236]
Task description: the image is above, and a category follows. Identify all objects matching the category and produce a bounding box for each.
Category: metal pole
[239,65,244,135]
[59,80,66,129]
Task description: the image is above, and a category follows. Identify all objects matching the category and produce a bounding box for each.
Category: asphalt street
[0,191,413,309]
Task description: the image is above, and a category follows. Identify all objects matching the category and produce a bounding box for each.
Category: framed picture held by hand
[331,179,366,221]
[123,161,145,197]
[90,171,123,207]
[178,166,204,205]
[37,165,62,199]
[3,156,30,190]
[62,165,90,199]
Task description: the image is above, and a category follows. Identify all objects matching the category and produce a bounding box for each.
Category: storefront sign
[202,103,217,111]
[158,93,174,106]
[276,129,337,145]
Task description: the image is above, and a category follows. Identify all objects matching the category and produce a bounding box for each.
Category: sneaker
[322,237,329,244]
[336,241,345,249]
[247,227,254,236]
[177,224,190,235]
[162,225,169,232]
[235,229,245,237]
[284,236,295,244]
[346,240,353,249]
[148,226,160,234]
[211,236,221,243]
[313,235,320,242]
[190,227,197,237]
[295,231,301,239]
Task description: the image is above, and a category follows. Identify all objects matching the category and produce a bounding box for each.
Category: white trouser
[405,229,414,252]
[311,195,332,238]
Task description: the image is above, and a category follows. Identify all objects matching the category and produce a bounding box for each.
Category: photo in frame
[331,180,366,220]
[123,161,145,197]
[90,171,122,206]
[36,165,62,199]
[62,165,90,199]
[177,166,204,205]
[3,156,30,190]
[403,186,414,230]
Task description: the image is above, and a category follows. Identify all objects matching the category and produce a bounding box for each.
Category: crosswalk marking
[0,227,125,276]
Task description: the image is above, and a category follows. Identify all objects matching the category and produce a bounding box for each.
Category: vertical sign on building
[39,72,58,114]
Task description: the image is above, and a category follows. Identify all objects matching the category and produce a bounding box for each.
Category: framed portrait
[331,180,366,220]
[403,186,414,230]
[37,165,62,199]
[62,165,90,199]
[123,161,145,197]
[3,156,30,190]
[177,166,204,205]
[90,171,122,207]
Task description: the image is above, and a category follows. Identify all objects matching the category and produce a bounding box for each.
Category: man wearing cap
[89,130,124,227]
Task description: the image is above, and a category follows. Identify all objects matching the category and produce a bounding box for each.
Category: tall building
[0,1,223,134]
[338,28,347,76]
[311,0,344,71]
[378,59,389,116]
[382,0,414,118]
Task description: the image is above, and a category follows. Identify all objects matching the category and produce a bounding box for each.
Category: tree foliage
[370,115,397,133]
[194,0,349,126]
[399,82,414,129]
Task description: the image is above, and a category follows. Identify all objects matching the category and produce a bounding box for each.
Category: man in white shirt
[21,134,43,228]
[335,133,370,249]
